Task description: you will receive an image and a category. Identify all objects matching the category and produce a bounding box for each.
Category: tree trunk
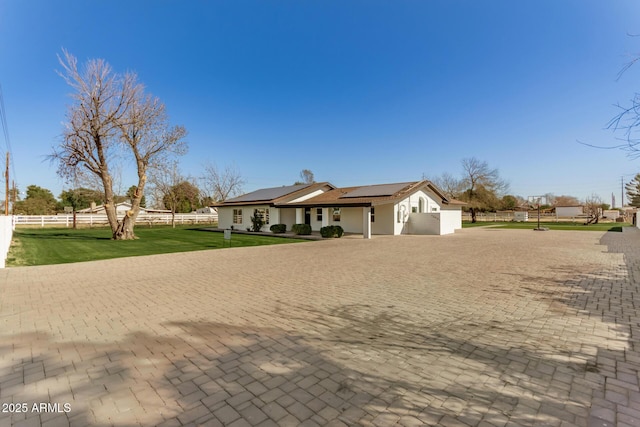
[113,210,137,240]
[470,207,477,223]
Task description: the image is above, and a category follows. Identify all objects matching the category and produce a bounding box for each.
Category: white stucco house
[213,180,465,238]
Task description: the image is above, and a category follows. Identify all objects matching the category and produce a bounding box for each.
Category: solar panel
[225,184,311,203]
[340,182,413,198]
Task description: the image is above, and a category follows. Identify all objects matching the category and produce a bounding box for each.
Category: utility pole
[4,152,8,216]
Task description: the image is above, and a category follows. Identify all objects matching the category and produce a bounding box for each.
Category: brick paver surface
[1,227,640,426]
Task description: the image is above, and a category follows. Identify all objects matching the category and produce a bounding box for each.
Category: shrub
[270,224,286,233]
[291,223,312,235]
[250,215,264,232]
[320,225,344,238]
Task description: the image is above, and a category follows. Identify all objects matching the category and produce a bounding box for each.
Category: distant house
[213,180,465,238]
[555,205,584,218]
[76,202,170,214]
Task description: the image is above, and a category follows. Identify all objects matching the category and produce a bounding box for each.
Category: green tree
[163,181,201,213]
[459,157,508,222]
[126,185,146,208]
[13,185,58,215]
[626,173,640,207]
[59,187,103,211]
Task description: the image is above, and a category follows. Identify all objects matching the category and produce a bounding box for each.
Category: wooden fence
[13,213,218,228]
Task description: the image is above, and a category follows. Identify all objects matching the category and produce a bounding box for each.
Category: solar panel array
[340,182,413,198]
[225,184,311,203]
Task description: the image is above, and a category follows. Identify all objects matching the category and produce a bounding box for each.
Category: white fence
[13,213,218,228]
[1,216,15,268]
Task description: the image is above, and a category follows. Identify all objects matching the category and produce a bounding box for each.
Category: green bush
[270,224,286,233]
[291,223,312,235]
[250,215,264,232]
[320,225,344,238]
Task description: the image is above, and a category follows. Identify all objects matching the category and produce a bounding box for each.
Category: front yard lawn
[7,226,307,266]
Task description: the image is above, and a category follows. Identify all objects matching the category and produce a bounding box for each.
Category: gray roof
[340,182,414,199]
[225,184,312,203]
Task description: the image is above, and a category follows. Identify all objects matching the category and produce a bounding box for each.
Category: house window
[397,210,401,223]
[432,207,438,212]
[233,209,243,224]
[332,208,341,222]
[412,206,417,213]
[254,208,269,225]
[316,208,322,221]
[370,207,375,223]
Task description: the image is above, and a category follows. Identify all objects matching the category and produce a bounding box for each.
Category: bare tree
[201,162,245,202]
[584,194,603,224]
[460,157,509,222]
[428,172,464,199]
[295,169,315,185]
[51,50,186,239]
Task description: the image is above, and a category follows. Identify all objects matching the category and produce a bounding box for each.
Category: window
[253,208,269,225]
[412,206,417,213]
[316,208,323,221]
[233,209,243,224]
[370,207,375,223]
[419,198,425,213]
[332,208,341,222]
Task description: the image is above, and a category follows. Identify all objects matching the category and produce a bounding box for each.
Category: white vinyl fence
[1,216,15,268]
[13,213,218,228]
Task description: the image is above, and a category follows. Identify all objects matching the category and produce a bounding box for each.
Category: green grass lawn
[7,226,307,267]
[462,221,629,232]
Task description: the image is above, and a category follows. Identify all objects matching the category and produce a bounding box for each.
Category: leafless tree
[296,169,315,185]
[460,157,509,222]
[51,50,187,239]
[201,162,245,202]
[428,172,464,199]
[584,194,603,224]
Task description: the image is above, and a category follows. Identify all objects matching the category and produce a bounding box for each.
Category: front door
[304,208,311,225]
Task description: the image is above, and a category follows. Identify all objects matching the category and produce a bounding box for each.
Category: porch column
[322,207,329,227]
[362,206,372,239]
[295,208,303,224]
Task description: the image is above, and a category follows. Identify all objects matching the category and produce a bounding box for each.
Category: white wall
[439,208,462,234]
[408,213,440,234]
[556,206,583,217]
[1,216,15,268]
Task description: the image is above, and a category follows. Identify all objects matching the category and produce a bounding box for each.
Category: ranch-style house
[213,180,465,238]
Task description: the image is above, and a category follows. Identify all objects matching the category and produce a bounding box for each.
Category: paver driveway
[1,227,639,427]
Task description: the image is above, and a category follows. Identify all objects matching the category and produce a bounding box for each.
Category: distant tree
[625,173,640,207]
[126,185,146,208]
[584,194,603,224]
[294,169,315,185]
[500,195,518,210]
[201,162,245,202]
[459,157,508,222]
[149,162,200,227]
[428,172,464,199]
[50,50,187,240]
[164,181,201,214]
[59,187,103,211]
[553,195,581,207]
[13,185,58,215]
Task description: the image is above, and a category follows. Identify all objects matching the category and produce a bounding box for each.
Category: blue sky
[2,1,640,206]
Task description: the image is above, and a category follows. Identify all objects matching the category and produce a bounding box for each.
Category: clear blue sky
[2,1,640,206]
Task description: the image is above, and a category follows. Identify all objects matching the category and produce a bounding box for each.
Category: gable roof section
[213,180,465,208]
[213,182,335,207]
[287,180,464,207]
